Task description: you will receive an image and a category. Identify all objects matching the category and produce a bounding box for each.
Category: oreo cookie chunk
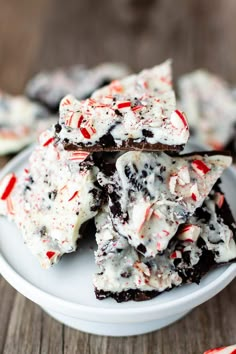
[0,129,102,268]
[97,150,232,258]
[25,63,130,111]
[178,70,236,150]
[0,92,56,155]
[94,187,236,302]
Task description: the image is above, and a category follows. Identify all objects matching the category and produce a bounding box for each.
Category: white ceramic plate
[0,145,236,336]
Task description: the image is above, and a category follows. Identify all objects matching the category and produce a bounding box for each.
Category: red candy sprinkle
[0,174,17,200]
[132,105,143,112]
[117,102,131,109]
[43,137,55,147]
[68,191,79,202]
[46,251,55,259]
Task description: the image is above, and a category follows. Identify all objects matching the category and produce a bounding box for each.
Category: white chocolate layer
[58,61,189,150]
[97,151,232,257]
[0,130,100,268]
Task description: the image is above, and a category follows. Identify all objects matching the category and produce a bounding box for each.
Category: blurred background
[0,0,236,93]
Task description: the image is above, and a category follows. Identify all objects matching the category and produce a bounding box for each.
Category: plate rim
[0,145,236,323]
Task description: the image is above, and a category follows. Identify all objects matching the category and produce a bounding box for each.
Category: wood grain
[0,0,236,353]
[1,275,236,354]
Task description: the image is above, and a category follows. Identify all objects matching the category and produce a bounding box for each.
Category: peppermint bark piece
[0,129,101,268]
[178,70,236,150]
[57,61,189,152]
[94,187,236,302]
[0,92,56,155]
[26,63,130,111]
[57,93,188,152]
[97,151,232,257]
[92,59,172,100]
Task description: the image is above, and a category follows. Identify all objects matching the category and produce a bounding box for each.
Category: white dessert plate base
[43,307,190,336]
[0,144,236,336]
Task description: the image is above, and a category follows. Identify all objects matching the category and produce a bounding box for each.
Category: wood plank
[0,0,52,93]
[0,277,17,353]
[3,292,42,354]
[40,312,64,354]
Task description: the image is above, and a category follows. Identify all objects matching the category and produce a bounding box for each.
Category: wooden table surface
[1,0,236,353]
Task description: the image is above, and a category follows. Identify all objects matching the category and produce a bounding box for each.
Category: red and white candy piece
[6,197,15,215]
[68,191,79,202]
[65,111,84,128]
[39,130,55,147]
[177,166,190,186]
[136,204,153,233]
[168,166,190,194]
[117,101,131,109]
[170,250,182,259]
[215,192,225,209]
[0,173,17,200]
[134,261,151,276]
[168,174,178,195]
[109,80,124,94]
[190,183,200,202]
[191,159,211,176]
[170,110,188,130]
[204,344,236,354]
[80,121,96,139]
[46,251,56,260]
[60,96,72,107]
[68,151,90,162]
[177,224,201,242]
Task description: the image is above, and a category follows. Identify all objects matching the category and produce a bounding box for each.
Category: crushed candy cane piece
[6,197,15,215]
[132,105,143,112]
[170,250,182,259]
[117,101,131,109]
[110,80,124,93]
[46,251,56,259]
[169,174,178,194]
[190,183,200,201]
[215,192,225,208]
[39,130,55,147]
[68,151,89,162]
[177,224,201,242]
[192,159,211,176]
[0,173,17,200]
[177,166,190,186]
[170,110,188,130]
[134,261,151,276]
[204,344,236,354]
[68,191,79,202]
[61,97,72,107]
